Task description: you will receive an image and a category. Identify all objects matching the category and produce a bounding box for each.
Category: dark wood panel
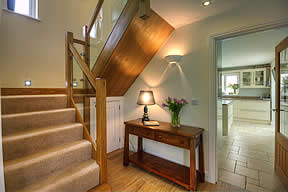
[1,88,68,96]
[91,0,174,96]
[100,9,174,96]
[92,0,139,77]
[125,119,203,139]
[129,151,190,189]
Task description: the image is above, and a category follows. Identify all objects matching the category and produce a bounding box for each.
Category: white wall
[124,0,288,182]
[0,0,97,88]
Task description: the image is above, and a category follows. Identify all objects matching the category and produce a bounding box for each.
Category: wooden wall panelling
[92,0,139,77]
[98,9,174,96]
[1,88,68,96]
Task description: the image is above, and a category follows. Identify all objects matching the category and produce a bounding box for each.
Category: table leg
[138,136,143,153]
[123,126,129,166]
[190,139,197,191]
[198,134,205,182]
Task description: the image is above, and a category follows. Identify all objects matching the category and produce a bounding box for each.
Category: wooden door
[275,36,288,187]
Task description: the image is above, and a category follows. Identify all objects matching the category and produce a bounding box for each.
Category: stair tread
[19,160,99,192]
[4,140,91,168]
[2,108,75,119]
[3,123,82,141]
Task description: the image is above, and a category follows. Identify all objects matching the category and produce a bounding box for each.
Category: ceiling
[221,28,288,68]
[151,0,249,29]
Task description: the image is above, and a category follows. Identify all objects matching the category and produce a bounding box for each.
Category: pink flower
[168,96,172,100]
[162,104,166,108]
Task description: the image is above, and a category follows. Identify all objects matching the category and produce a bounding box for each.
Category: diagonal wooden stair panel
[92,0,174,96]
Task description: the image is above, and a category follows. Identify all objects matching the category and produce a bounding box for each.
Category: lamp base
[142,112,150,122]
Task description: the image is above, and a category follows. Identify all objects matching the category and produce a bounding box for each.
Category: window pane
[15,0,29,15]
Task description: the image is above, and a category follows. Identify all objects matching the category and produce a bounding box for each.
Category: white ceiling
[151,0,249,29]
[221,28,288,68]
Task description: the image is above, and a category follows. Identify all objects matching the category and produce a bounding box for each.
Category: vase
[7,0,16,11]
[234,89,237,95]
[171,111,180,128]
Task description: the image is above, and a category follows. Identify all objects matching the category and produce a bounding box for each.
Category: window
[9,0,38,19]
[222,73,240,95]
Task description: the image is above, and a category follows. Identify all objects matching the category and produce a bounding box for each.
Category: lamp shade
[137,91,155,105]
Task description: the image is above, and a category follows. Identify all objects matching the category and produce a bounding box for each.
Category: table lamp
[137,90,155,122]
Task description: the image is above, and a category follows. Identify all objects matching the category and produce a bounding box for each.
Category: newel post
[65,32,73,107]
[95,78,107,184]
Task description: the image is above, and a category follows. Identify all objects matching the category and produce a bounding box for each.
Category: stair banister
[65,30,107,184]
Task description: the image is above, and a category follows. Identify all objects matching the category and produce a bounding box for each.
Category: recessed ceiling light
[202,0,212,7]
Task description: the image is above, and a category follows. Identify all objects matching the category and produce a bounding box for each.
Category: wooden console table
[123,119,204,191]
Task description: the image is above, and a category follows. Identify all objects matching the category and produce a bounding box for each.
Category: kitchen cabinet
[240,68,269,88]
[233,100,271,123]
[222,100,233,136]
[241,71,253,88]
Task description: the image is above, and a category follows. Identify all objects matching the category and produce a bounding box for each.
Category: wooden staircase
[2,94,100,192]
[1,0,173,191]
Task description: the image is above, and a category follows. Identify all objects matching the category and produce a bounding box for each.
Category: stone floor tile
[229,153,248,163]
[219,169,246,189]
[236,165,259,179]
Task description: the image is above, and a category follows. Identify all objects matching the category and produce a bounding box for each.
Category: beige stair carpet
[1,94,99,192]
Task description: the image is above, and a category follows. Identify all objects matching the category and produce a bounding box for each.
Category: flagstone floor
[218,121,287,192]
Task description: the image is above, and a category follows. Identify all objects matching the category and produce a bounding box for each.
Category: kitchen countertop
[222,100,233,105]
[222,96,271,101]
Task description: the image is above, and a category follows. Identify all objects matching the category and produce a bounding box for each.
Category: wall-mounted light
[202,0,212,7]
[165,55,183,64]
[72,82,78,87]
[24,80,32,87]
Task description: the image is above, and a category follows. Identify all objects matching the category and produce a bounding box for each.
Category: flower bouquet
[162,97,188,127]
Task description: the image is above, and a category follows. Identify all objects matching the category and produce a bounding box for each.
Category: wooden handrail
[88,0,104,34]
[73,38,86,45]
[69,42,97,89]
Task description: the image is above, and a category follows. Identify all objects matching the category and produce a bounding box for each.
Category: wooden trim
[1,88,67,96]
[73,38,86,45]
[69,42,97,89]
[92,0,138,76]
[88,0,104,34]
[71,95,97,160]
[84,96,91,131]
[139,0,150,19]
[95,79,107,184]
[66,32,73,107]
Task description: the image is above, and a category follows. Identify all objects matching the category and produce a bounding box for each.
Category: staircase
[2,94,100,192]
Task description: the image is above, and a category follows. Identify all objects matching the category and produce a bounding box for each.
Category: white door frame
[208,18,288,184]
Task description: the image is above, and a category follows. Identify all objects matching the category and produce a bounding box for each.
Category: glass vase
[171,111,180,128]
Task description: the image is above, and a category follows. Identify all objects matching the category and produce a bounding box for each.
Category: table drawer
[128,126,154,139]
[155,131,190,149]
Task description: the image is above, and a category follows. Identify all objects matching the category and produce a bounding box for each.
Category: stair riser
[4,142,92,192]
[1,96,67,114]
[18,161,99,192]
[3,125,83,161]
[2,109,75,136]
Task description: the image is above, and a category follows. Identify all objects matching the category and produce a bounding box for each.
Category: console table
[123,119,204,191]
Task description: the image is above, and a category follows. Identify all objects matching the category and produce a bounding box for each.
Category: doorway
[215,28,288,191]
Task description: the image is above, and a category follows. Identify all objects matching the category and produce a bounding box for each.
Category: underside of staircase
[2,94,100,192]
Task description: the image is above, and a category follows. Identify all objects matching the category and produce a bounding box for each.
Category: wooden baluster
[96,79,107,184]
[65,32,73,107]
[139,0,150,19]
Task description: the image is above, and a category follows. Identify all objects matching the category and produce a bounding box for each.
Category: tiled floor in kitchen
[218,121,287,192]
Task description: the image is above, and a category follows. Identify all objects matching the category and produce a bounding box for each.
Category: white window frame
[8,0,38,19]
[29,0,38,19]
[222,72,240,95]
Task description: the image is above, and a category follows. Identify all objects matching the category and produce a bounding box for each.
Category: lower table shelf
[129,151,190,189]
